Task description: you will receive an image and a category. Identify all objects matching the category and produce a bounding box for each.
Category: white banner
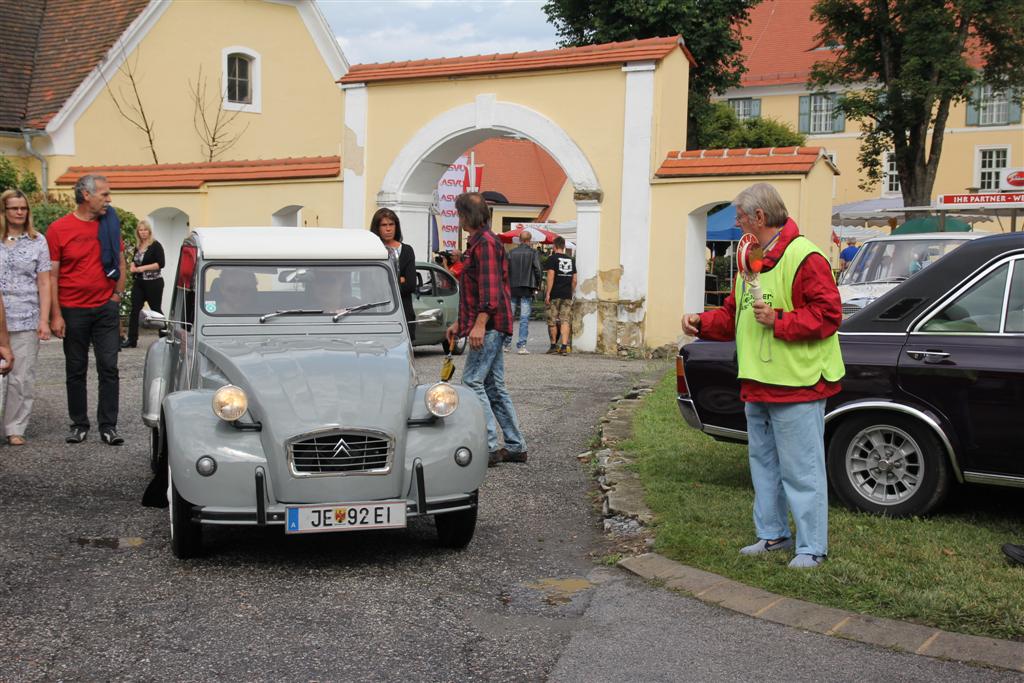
[436,155,467,252]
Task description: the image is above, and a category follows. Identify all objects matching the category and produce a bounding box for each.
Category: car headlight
[212,384,248,421]
[424,382,458,417]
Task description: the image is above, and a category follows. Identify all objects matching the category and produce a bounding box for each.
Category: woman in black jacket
[370,208,416,341]
[122,219,165,348]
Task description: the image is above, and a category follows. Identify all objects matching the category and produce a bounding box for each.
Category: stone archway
[147,207,190,313]
[374,96,604,352]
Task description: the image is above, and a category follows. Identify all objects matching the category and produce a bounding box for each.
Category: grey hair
[74,174,108,204]
[734,183,789,228]
[454,192,491,230]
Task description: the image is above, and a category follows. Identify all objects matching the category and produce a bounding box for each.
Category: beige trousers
[3,330,40,437]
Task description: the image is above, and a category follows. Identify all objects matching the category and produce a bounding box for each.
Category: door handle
[905,349,950,363]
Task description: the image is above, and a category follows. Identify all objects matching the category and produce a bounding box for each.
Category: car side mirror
[413,308,441,324]
[141,310,168,330]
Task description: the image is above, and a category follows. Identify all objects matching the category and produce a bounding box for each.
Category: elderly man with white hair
[682,183,844,569]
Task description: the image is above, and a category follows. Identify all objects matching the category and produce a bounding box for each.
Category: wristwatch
[114,291,125,297]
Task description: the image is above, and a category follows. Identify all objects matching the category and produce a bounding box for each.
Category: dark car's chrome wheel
[827,413,951,517]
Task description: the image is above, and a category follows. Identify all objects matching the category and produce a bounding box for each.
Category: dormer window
[222,47,261,113]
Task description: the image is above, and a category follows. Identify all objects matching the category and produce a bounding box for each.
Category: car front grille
[842,303,862,318]
[287,429,393,476]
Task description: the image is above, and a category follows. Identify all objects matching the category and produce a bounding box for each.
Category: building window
[810,95,834,134]
[728,98,760,121]
[978,86,1010,126]
[883,152,901,195]
[227,54,252,104]
[222,47,261,113]
[977,147,1009,190]
[799,94,844,134]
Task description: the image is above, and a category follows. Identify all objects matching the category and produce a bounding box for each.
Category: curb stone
[591,383,1024,674]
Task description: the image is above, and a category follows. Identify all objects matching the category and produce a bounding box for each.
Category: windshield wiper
[259,309,327,323]
[332,300,390,322]
[863,277,908,284]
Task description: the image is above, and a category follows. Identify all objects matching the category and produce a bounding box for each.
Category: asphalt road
[1,322,1019,682]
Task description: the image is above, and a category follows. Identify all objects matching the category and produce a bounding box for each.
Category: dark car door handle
[905,349,950,363]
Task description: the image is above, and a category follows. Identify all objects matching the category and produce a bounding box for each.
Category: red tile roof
[55,156,341,190]
[467,138,567,219]
[0,0,150,131]
[655,147,834,178]
[739,0,832,87]
[340,36,694,85]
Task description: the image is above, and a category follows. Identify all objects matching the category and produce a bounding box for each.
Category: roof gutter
[21,130,48,192]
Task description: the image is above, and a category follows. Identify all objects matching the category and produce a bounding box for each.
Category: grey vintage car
[141,227,488,558]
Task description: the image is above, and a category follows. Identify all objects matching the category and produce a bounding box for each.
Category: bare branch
[188,65,250,162]
[100,40,159,163]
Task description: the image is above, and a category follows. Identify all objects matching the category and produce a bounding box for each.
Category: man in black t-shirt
[543,236,576,355]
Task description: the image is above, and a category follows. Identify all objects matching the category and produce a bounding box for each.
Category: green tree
[542,0,760,148]
[0,155,19,192]
[692,102,805,149]
[810,0,1024,207]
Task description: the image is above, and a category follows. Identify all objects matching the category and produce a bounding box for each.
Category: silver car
[141,228,487,558]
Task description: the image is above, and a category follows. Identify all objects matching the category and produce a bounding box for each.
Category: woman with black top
[122,219,165,348]
[369,208,416,341]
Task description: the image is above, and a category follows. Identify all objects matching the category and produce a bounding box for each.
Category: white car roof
[861,232,986,243]
[191,227,388,260]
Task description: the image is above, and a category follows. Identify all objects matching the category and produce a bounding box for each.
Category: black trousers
[62,301,120,431]
[127,277,164,344]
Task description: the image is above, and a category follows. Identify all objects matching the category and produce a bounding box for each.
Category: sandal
[7,435,26,446]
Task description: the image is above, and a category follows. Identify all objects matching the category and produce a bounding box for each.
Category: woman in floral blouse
[0,189,52,445]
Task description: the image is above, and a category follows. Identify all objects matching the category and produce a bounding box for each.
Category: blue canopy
[707,204,741,242]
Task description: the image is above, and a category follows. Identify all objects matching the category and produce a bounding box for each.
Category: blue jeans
[511,295,532,349]
[744,400,828,556]
[462,330,526,454]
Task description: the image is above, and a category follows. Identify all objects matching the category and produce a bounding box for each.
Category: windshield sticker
[205,301,217,313]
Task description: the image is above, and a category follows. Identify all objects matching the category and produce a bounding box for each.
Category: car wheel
[435,505,477,548]
[442,336,466,356]
[169,465,203,558]
[149,426,162,475]
[827,412,951,517]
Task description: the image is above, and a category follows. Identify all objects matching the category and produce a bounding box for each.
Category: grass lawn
[626,371,1024,641]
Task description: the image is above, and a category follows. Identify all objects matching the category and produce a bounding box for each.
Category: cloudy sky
[317,0,560,65]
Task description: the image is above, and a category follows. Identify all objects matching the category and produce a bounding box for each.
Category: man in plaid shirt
[446,192,527,467]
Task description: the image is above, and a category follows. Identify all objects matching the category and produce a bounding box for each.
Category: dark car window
[921,262,1008,334]
[435,269,457,295]
[1005,260,1024,333]
[416,268,435,296]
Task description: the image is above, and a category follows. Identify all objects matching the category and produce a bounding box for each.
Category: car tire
[827,412,951,517]
[149,426,163,475]
[169,465,203,558]
[442,336,466,356]
[434,505,477,548]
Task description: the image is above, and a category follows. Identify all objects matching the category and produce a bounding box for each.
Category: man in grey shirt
[505,230,543,353]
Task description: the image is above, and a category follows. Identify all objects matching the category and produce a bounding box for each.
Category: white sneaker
[517,347,529,354]
[788,554,825,569]
[739,537,794,555]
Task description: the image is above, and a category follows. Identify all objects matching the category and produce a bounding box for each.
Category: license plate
[285,501,407,534]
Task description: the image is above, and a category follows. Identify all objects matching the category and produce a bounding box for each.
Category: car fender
[404,384,488,500]
[142,338,174,428]
[824,398,963,483]
[162,390,270,507]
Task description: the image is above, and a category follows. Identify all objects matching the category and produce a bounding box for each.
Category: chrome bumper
[677,396,704,431]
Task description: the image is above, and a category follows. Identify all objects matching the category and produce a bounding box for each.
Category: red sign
[937,192,1024,208]
[1005,171,1024,188]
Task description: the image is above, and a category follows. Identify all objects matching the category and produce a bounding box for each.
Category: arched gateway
[339,37,836,353]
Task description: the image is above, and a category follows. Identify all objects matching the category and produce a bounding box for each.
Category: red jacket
[697,219,843,403]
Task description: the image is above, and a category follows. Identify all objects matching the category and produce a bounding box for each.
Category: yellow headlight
[424,382,458,418]
[212,385,248,421]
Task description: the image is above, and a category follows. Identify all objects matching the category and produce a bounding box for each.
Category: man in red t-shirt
[48,175,126,445]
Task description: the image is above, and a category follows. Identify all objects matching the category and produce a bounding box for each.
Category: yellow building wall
[730,92,1024,210]
[645,165,835,349]
[545,180,576,224]
[50,0,343,182]
[360,65,629,282]
[652,50,690,163]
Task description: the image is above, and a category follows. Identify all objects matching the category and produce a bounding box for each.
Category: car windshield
[840,238,971,285]
[202,263,396,317]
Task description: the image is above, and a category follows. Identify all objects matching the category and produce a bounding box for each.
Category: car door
[898,255,1024,476]
[413,264,448,343]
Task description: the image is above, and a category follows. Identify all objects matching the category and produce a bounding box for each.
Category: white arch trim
[380,97,601,197]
